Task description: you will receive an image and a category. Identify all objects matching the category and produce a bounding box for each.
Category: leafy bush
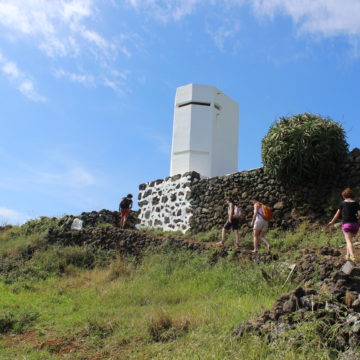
[0,309,39,334]
[0,245,112,284]
[261,113,348,185]
[20,217,60,236]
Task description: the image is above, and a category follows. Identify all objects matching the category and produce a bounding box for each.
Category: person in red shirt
[119,194,133,229]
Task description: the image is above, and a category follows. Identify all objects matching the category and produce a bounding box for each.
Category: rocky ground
[233,247,360,357]
[6,212,360,357]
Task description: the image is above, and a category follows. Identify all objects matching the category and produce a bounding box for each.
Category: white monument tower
[170,84,239,178]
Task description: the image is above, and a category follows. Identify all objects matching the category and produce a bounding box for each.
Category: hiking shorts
[254,218,268,232]
[120,208,130,218]
[342,222,360,234]
[223,219,240,231]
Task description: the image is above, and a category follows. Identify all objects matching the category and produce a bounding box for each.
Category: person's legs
[218,221,231,245]
[344,231,355,260]
[217,228,227,245]
[253,229,261,253]
[221,228,227,244]
[123,212,129,228]
[260,231,271,251]
[234,230,240,247]
[120,209,129,229]
[123,210,130,229]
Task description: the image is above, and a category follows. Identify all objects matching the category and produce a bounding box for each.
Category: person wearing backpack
[119,194,133,229]
[327,188,360,262]
[250,198,271,253]
[217,198,242,248]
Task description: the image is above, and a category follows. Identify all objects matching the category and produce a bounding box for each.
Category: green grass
[0,251,293,359]
[0,222,352,359]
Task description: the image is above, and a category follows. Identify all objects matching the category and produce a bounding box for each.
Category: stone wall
[138,171,200,232]
[138,148,360,234]
[58,209,139,230]
[190,148,360,232]
[46,227,208,256]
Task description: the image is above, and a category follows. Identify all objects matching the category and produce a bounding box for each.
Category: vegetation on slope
[261,113,348,185]
[0,223,351,359]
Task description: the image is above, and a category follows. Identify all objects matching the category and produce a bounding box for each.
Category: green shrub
[20,217,60,236]
[107,256,134,281]
[193,229,222,243]
[0,245,112,284]
[0,309,39,334]
[31,245,111,274]
[261,113,348,185]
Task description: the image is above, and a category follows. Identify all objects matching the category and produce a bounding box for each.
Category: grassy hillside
[0,222,350,359]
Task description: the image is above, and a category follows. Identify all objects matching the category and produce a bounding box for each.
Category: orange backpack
[261,204,273,221]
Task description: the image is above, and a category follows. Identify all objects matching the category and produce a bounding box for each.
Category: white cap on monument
[170,83,239,178]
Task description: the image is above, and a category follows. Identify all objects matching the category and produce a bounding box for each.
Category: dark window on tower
[177,101,211,108]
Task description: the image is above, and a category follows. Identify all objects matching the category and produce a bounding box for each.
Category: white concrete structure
[170,84,239,178]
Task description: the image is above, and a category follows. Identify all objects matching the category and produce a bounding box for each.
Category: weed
[107,256,133,281]
[0,309,39,334]
[192,228,222,243]
[84,318,117,339]
[147,310,190,342]
[140,227,187,238]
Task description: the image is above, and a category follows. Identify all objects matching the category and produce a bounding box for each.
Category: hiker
[250,198,271,253]
[119,194,133,229]
[217,198,242,247]
[328,188,360,262]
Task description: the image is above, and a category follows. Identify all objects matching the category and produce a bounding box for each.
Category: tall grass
[0,222,349,359]
[0,248,294,359]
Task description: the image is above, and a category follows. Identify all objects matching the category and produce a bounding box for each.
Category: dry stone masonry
[233,248,360,355]
[138,148,360,234]
[138,171,200,232]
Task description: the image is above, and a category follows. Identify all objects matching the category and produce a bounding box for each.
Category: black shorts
[223,219,240,231]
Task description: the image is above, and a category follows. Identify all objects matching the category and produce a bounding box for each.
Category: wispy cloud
[0,0,97,57]
[125,0,205,22]
[0,0,133,95]
[54,67,129,93]
[0,52,46,101]
[0,207,31,225]
[207,20,241,51]
[0,149,97,190]
[126,0,360,46]
[251,0,360,38]
[34,166,96,187]
[54,68,96,86]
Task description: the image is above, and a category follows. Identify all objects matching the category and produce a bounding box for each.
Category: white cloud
[207,20,241,51]
[251,0,360,38]
[0,52,46,101]
[125,0,205,22]
[54,68,95,85]
[127,0,360,41]
[0,207,31,225]
[0,0,131,94]
[34,166,96,187]
[54,68,128,92]
[0,0,97,57]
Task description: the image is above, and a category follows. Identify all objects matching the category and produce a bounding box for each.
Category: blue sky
[1,0,360,224]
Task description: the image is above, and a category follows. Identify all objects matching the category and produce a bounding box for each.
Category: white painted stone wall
[138,172,200,233]
[170,83,239,178]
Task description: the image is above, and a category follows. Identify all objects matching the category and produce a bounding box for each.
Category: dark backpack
[120,198,132,209]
